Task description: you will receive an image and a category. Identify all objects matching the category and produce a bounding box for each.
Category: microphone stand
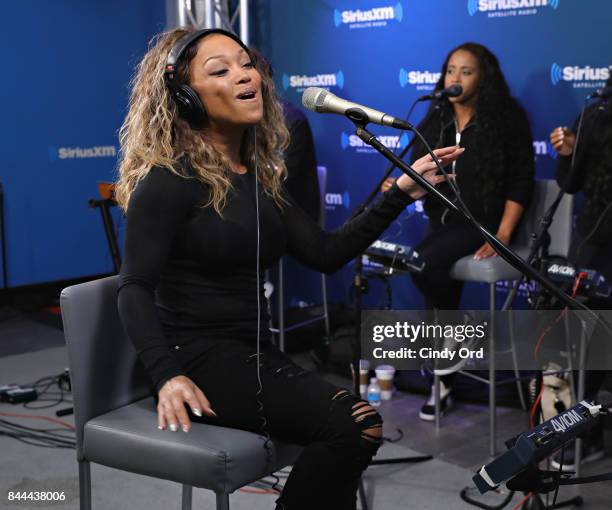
[344,105,606,508]
[500,98,594,313]
[356,102,442,217]
[351,121,594,313]
[347,119,604,508]
[349,109,442,510]
[490,98,605,510]
[462,97,604,510]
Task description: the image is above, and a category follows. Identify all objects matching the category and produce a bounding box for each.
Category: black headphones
[165,28,251,127]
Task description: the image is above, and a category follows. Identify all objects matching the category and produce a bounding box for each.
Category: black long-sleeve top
[118,165,412,390]
[412,108,534,228]
[555,102,612,243]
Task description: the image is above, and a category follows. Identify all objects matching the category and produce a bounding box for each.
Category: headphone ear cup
[173,85,207,127]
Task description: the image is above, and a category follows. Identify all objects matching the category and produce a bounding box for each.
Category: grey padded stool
[60,275,302,510]
[446,179,574,455]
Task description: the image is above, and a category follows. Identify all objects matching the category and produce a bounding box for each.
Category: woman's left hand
[396,146,464,200]
[473,231,511,261]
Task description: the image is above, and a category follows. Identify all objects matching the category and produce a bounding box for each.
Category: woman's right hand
[157,375,216,432]
[550,126,576,156]
[395,145,464,199]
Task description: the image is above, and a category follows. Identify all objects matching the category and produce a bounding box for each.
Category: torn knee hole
[332,389,351,401]
[353,410,377,423]
[352,403,383,443]
[351,403,376,422]
[361,425,383,443]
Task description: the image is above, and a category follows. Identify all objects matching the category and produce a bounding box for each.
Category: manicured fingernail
[209,409,217,417]
[182,425,189,433]
[193,409,202,417]
[158,425,164,430]
[170,424,178,432]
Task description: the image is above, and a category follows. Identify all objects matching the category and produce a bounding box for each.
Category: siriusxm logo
[341,131,409,154]
[468,0,558,17]
[550,63,611,88]
[533,140,557,160]
[399,68,441,91]
[282,71,344,92]
[325,191,351,210]
[334,3,403,29]
[49,145,117,162]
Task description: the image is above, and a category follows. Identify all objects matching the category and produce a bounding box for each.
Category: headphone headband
[165,28,249,84]
[164,28,250,128]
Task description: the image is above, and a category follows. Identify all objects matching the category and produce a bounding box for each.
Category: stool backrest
[60,275,149,457]
[512,179,574,258]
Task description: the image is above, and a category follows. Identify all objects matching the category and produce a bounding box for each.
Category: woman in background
[547,77,612,470]
[385,42,535,420]
[550,77,612,287]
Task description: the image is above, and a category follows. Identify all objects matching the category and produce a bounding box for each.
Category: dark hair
[413,42,533,212]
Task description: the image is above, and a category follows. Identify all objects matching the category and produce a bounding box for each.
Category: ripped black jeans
[178,339,383,510]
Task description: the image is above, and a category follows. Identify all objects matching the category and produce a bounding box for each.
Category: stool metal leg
[433,309,441,433]
[358,478,369,510]
[434,372,441,433]
[563,312,577,403]
[575,318,589,477]
[216,493,230,510]
[508,309,527,410]
[321,273,331,338]
[489,283,497,457]
[78,460,91,510]
[181,485,192,510]
[277,259,285,352]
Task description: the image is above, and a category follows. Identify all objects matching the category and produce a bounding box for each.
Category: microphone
[589,85,612,99]
[302,87,412,130]
[418,84,463,102]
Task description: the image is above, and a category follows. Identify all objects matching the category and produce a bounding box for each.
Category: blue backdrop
[1,1,165,287]
[3,1,610,311]
[253,0,611,309]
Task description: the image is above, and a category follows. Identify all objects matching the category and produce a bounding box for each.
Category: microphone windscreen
[302,87,328,112]
[447,84,462,97]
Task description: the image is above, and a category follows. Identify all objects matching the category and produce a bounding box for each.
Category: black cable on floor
[460,486,514,510]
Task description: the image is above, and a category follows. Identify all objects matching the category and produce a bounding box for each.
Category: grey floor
[1,316,611,509]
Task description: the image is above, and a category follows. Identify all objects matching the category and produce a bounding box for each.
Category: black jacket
[556,101,612,243]
[411,103,535,230]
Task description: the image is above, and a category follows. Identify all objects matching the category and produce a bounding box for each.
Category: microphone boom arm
[353,123,595,315]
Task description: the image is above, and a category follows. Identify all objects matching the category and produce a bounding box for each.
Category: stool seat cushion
[449,247,531,283]
[82,397,302,493]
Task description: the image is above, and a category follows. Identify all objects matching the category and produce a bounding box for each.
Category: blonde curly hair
[115,28,289,214]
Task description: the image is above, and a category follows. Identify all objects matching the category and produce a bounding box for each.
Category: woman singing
[115,28,462,510]
[385,43,535,420]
